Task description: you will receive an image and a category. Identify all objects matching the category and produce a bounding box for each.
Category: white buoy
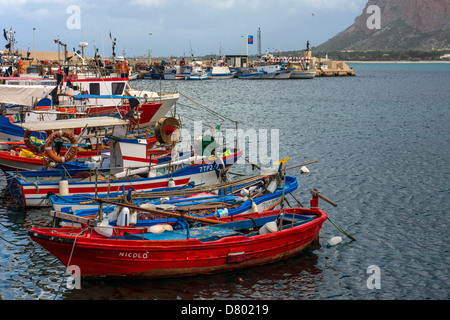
[300,166,310,174]
[59,179,69,195]
[327,236,343,247]
[217,208,228,217]
[251,200,259,213]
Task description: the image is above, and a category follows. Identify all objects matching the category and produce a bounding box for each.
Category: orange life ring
[23,130,43,154]
[45,130,78,163]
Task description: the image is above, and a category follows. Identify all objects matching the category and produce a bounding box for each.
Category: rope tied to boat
[54,227,86,300]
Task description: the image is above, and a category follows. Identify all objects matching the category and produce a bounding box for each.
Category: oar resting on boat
[80,195,226,225]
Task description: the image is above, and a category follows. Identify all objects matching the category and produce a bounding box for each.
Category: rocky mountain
[315,0,450,51]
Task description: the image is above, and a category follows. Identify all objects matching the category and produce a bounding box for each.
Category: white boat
[207,62,235,79]
[254,64,293,79]
[163,65,186,80]
[0,75,177,124]
[274,70,292,79]
[290,70,316,79]
[274,64,294,79]
[0,75,177,141]
[255,65,279,78]
[187,66,209,80]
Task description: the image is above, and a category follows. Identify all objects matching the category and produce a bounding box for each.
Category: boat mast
[3,27,16,56]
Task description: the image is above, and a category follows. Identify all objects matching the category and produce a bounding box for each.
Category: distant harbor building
[224,55,248,68]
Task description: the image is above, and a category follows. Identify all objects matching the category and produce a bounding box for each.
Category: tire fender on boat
[45,130,78,163]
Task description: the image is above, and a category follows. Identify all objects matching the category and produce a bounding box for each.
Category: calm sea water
[0,63,448,301]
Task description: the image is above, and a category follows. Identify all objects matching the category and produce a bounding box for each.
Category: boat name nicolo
[119,251,149,259]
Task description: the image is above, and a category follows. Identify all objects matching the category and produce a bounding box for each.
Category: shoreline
[346,60,450,64]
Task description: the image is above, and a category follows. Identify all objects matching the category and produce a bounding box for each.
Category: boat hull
[208,74,234,79]
[187,74,209,80]
[164,74,185,80]
[260,73,276,79]
[6,149,242,207]
[238,74,263,79]
[127,91,180,128]
[29,208,327,279]
[290,71,316,79]
[128,73,140,81]
[274,71,292,79]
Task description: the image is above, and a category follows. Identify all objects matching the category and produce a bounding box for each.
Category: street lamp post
[246,35,248,57]
[149,33,152,66]
[33,27,36,61]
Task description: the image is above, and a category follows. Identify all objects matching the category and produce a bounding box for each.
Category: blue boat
[7,146,242,207]
[238,68,264,79]
[54,175,298,227]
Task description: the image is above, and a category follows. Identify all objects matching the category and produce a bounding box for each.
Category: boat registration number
[199,164,221,172]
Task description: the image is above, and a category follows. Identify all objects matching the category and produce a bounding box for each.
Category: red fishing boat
[0,136,159,172]
[28,194,327,279]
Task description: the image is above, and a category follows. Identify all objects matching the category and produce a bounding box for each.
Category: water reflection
[63,249,323,300]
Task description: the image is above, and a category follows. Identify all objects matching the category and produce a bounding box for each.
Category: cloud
[194,0,236,9]
[280,0,366,13]
[0,0,368,57]
[0,0,86,16]
[130,0,164,6]
[0,0,76,6]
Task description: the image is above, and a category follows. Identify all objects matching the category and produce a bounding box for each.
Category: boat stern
[6,173,26,206]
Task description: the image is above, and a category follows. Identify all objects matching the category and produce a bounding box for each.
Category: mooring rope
[54,228,86,300]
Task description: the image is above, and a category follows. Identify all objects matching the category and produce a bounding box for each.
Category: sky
[0,0,367,58]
